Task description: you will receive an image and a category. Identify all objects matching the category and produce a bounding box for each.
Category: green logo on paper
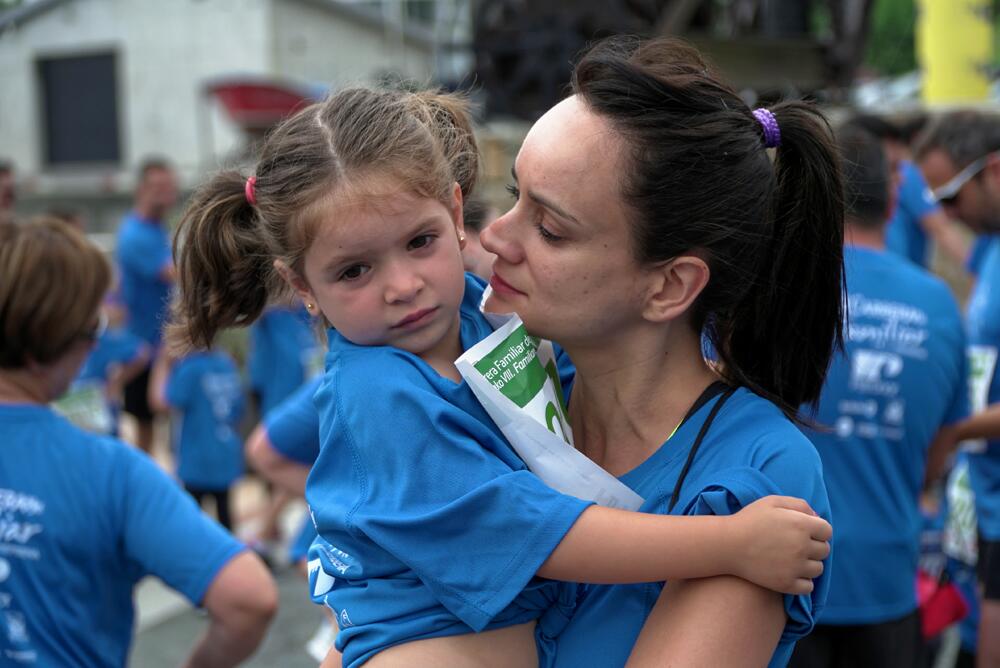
[474,326,547,408]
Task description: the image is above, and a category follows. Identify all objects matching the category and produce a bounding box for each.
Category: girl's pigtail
[167,171,274,353]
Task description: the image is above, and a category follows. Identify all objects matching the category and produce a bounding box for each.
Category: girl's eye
[536,222,563,243]
[339,264,370,281]
[408,234,435,251]
[505,183,520,200]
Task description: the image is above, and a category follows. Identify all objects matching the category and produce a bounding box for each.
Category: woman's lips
[489,273,525,297]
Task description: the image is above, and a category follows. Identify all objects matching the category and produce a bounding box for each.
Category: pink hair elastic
[245,176,257,206]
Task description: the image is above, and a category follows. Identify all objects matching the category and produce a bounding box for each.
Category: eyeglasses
[78,311,108,344]
[932,153,1000,205]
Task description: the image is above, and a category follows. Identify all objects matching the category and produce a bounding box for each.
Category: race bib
[962,345,998,453]
[456,289,643,510]
[52,380,114,435]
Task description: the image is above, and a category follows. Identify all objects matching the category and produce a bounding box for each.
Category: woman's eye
[536,222,563,243]
[339,265,370,281]
[505,183,520,200]
[408,234,435,250]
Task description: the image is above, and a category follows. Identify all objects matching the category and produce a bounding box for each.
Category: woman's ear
[641,255,711,324]
[274,259,317,314]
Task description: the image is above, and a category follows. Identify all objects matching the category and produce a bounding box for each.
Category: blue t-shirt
[249,306,322,415]
[551,389,831,668]
[886,160,942,268]
[262,376,323,563]
[306,274,592,668]
[965,238,1000,540]
[0,404,244,667]
[967,235,996,277]
[115,212,173,346]
[166,352,246,490]
[263,376,322,466]
[803,245,968,624]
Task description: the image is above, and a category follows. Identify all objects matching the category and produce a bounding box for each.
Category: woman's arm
[626,575,785,667]
[537,495,830,595]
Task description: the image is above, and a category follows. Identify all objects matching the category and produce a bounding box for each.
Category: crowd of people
[2,34,1000,668]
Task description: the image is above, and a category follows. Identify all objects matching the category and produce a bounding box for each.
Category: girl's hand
[728,495,831,596]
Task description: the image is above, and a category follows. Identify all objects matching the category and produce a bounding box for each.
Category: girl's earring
[306,302,315,312]
[458,231,466,246]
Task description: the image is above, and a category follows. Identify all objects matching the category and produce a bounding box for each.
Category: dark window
[38,52,120,165]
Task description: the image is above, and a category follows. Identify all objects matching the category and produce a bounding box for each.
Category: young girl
[149,348,245,530]
[169,87,830,667]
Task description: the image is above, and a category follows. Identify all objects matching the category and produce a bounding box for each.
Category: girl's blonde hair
[0,217,111,368]
[169,87,479,352]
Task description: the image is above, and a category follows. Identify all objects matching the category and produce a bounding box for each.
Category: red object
[917,569,969,639]
[206,80,313,131]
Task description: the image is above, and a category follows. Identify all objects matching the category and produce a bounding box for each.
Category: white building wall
[0,0,273,192]
[272,0,434,90]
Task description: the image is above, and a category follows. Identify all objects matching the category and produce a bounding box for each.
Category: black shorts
[788,610,924,668]
[978,535,1000,601]
[122,364,154,423]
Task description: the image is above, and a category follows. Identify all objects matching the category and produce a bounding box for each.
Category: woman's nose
[480,210,523,265]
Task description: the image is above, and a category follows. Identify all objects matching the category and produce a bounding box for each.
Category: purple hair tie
[752,108,781,149]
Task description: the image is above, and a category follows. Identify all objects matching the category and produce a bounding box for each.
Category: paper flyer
[456,290,644,510]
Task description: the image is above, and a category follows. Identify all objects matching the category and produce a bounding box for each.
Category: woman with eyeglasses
[0,217,277,667]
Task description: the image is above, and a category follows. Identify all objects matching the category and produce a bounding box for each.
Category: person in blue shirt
[0,217,276,667]
[916,111,1000,668]
[115,158,179,455]
[246,376,333,660]
[170,62,833,668]
[249,300,322,416]
[847,114,969,270]
[53,317,150,436]
[787,125,969,667]
[149,348,246,531]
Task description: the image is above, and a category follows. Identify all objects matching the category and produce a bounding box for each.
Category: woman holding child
[172,35,841,667]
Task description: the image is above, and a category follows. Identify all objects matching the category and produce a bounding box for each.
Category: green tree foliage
[864,0,918,76]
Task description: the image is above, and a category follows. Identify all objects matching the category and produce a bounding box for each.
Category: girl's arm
[625,575,785,667]
[147,351,174,414]
[537,495,830,595]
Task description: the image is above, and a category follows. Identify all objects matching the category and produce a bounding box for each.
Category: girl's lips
[489,273,525,296]
[393,307,437,328]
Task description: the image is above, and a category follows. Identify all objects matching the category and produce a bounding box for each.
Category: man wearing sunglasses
[916,110,1000,668]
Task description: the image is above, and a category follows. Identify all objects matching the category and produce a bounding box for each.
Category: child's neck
[419,314,464,382]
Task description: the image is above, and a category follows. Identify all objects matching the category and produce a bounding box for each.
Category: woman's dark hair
[572,36,845,416]
[836,124,890,229]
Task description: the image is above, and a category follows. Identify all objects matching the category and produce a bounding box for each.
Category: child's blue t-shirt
[549,388,831,668]
[885,160,941,268]
[0,404,244,667]
[249,305,322,415]
[262,376,323,563]
[115,212,173,346]
[263,376,322,466]
[965,237,1000,541]
[803,246,968,624]
[306,274,593,668]
[166,352,246,490]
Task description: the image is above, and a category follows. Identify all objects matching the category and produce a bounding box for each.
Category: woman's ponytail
[724,102,845,413]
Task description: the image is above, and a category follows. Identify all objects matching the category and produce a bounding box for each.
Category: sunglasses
[932,153,1000,205]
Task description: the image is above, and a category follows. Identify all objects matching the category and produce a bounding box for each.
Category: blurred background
[0,0,995,665]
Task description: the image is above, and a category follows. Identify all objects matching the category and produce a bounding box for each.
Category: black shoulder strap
[668,384,738,513]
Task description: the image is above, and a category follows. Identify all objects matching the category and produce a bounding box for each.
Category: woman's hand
[727,495,831,595]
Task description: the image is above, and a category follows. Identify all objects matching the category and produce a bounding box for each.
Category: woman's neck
[566,322,717,476]
[0,369,49,405]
